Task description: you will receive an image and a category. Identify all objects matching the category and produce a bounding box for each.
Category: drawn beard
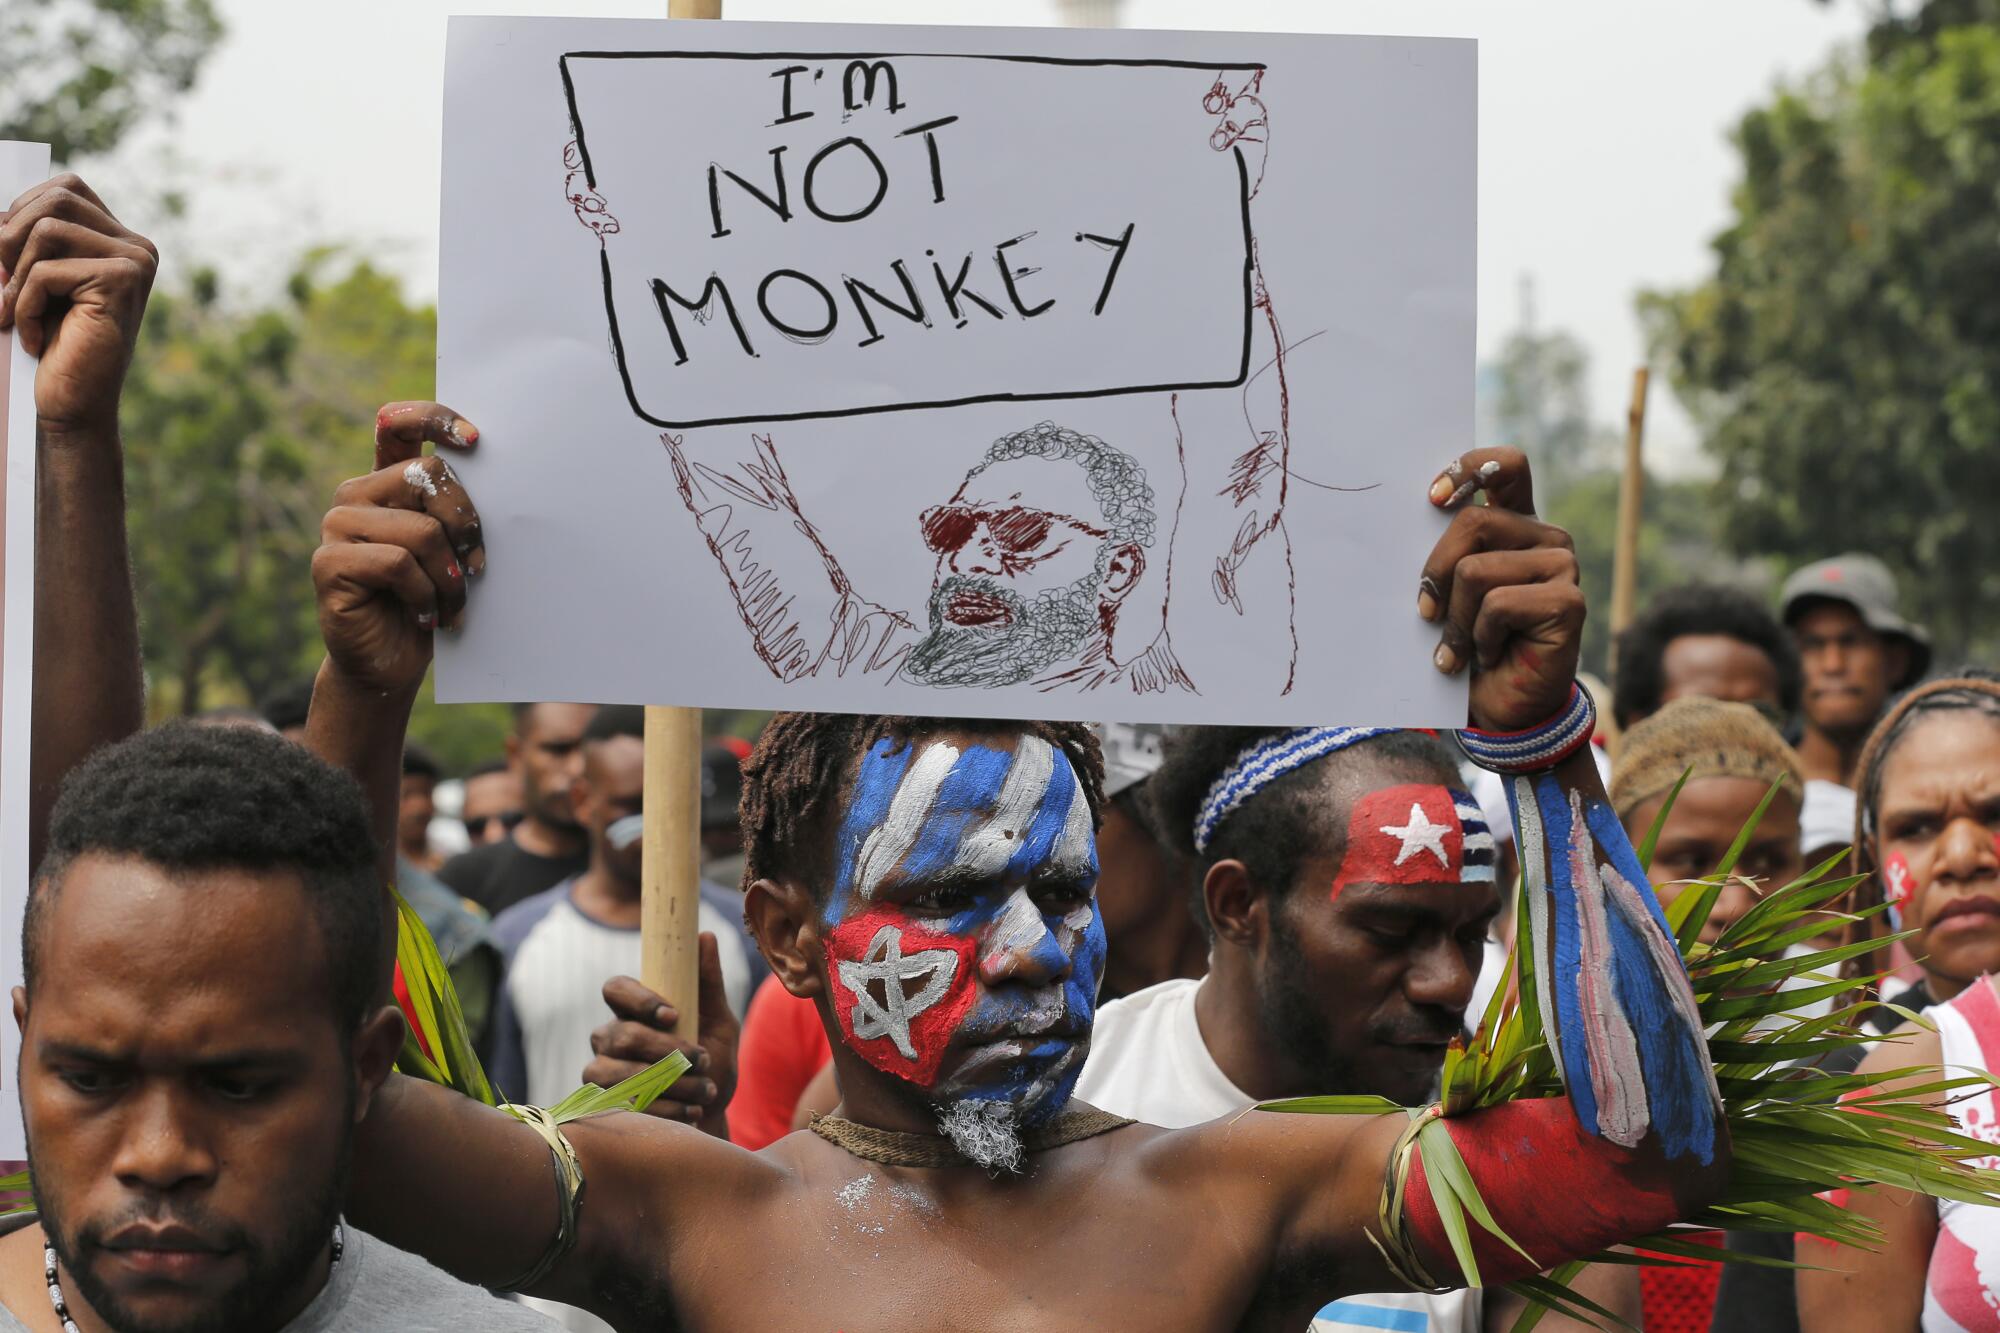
[935,1098,1025,1174]
[903,567,1103,688]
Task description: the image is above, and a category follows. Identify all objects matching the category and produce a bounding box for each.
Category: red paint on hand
[1404,1098,1682,1284]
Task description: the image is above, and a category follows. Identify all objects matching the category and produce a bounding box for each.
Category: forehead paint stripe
[851,742,962,902]
[832,739,914,910]
[893,745,1019,887]
[1050,763,1097,876]
[1332,784,1470,901]
[951,738,1058,880]
[1003,751,1083,879]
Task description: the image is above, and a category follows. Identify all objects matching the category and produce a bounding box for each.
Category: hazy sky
[84,0,1869,464]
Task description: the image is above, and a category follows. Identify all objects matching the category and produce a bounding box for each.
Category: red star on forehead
[1331,784,1470,902]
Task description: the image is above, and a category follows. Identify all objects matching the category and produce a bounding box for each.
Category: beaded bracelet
[1456,683,1596,775]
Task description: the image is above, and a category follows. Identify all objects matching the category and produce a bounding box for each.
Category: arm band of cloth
[1456,685,1595,775]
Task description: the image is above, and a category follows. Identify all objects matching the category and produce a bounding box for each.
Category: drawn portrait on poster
[438,21,1473,727]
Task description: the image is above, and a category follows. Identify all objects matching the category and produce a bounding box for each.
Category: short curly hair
[968,422,1156,549]
[740,712,1105,900]
[1611,584,1802,730]
[1145,725,1462,935]
[27,722,386,1031]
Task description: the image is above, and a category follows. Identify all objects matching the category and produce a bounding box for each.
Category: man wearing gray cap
[1780,553,1932,788]
[1089,722,1208,1000]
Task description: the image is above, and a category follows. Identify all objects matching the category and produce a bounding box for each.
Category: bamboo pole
[639,0,722,1035]
[1609,366,1650,642]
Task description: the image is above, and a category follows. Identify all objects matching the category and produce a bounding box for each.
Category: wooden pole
[640,0,722,1035]
[1609,366,1650,641]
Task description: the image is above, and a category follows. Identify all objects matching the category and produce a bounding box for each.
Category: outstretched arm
[1174,448,1727,1304]
[0,175,153,866]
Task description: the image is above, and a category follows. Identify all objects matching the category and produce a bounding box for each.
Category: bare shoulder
[1856,1013,1944,1077]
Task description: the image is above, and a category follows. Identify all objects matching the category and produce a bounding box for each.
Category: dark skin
[0,857,403,1333]
[397,771,439,870]
[1625,780,1805,947]
[509,703,592,859]
[1795,711,2000,1331]
[0,175,150,868]
[460,768,523,845]
[300,422,1725,1329]
[1093,792,1207,1000]
[1197,752,1637,1329]
[1793,602,1909,786]
[565,734,739,1135]
[1658,634,1783,721]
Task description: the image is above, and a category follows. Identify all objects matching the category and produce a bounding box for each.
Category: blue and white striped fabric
[1451,788,1497,884]
[1311,1294,1476,1332]
[1193,726,1399,853]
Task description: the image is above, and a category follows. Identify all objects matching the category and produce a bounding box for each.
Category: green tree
[120,255,512,769]
[1643,13,2000,660]
[2,0,224,162]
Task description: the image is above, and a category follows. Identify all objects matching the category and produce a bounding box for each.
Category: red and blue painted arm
[1402,748,1725,1285]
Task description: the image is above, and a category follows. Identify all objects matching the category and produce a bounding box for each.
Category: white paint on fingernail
[403,461,438,497]
[1478,460,1501,480]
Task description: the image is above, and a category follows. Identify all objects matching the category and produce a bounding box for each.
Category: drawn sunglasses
[919,503,1108,557]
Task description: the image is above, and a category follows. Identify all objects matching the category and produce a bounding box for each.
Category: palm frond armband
[1456,685,1595,775]
[495,1103,586,1293]
[1373,1107,1451,1293]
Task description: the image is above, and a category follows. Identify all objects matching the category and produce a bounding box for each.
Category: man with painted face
[303,408,1729,1330]
[1078,726,1636,1333]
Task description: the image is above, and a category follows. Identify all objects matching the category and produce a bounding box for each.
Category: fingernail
[1434,642,1459,674]
[1428,475,1455,506]
[415,610,436,630]
[449,417,478,446]
[1417,580,1440,621]
[687,1105,704,1122]
[698,1051,711,1073]
[657,1005,674,1025]
[703,1085,718,1105]
[467,548,486,577]
[445,558,461,582]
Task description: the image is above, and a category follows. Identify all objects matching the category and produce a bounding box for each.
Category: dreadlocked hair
[1841,669,2000,978]
[739,713,1106,899]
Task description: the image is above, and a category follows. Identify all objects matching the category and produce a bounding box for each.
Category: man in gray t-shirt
[0,726,555,1332]
[0,1216,553,1332]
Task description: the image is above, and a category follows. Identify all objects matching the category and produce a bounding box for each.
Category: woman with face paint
[1796,672,2000,1333]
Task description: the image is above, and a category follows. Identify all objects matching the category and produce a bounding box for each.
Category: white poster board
[438,18,1474,726]
[0,140,49,1160]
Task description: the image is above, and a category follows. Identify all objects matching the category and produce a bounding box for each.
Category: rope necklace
[808,1106,1133,1168]
[46,1222,344,1333]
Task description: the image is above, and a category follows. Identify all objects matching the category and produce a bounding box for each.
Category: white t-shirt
[1077,978,1481,1333]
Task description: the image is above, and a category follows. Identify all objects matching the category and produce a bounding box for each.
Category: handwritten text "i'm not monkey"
[652,59,1138,364]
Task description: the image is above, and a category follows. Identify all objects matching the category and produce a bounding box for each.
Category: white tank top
[1925,978,2000,1332]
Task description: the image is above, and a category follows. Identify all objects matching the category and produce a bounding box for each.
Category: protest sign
[0,141,48,1159]
[438,18,1474,726]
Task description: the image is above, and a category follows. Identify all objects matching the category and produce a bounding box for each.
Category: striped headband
[1193,726,1399,854]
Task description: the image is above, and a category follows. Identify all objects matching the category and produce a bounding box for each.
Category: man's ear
[567,773,592,826]
[1203,859,1267,950]
[745,877,824,1000]
[1101,542,1146,606]
[351,1004,407,1123]
[504,731,523,773]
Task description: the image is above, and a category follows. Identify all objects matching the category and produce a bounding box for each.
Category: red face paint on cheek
[824,910,978,1089]
[1884,851,1918,914]
[1331,783,1470,903]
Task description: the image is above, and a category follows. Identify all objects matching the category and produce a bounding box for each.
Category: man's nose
[948,527,1007,578]
[111,1086,218,1195]
[1933,819,2000,885]
[977,889,1070,986]
[1404,938,1477,1013]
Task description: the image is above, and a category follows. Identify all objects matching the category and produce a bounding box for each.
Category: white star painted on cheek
[1381,802,1452,869]
[837,925,960,1060]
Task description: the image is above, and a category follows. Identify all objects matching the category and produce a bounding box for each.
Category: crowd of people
[3,170,1997,1333]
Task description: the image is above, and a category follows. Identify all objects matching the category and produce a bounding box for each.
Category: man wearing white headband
[1078,725,1635,1332]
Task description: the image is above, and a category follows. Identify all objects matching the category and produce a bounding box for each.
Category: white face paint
[980,886,1051,971]
[849,742,962,902]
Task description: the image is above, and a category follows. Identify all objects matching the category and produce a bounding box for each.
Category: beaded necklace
[45,1223,344,1333]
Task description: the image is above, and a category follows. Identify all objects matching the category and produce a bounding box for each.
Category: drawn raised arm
[663,430,914,682]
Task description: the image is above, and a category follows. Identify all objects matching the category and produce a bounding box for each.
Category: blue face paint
[821,734,1103,1120]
